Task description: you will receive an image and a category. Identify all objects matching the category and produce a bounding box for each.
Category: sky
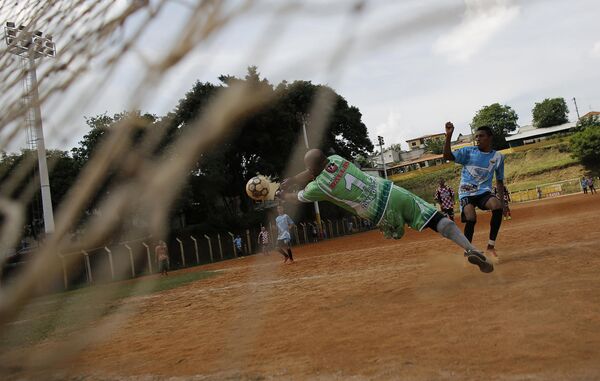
[5,0,600,152]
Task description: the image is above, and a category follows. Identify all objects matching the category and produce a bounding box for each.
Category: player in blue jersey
[443,122,507,260]
[275,205,295,263]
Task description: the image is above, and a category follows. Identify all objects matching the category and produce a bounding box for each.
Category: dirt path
[6,194,600,380]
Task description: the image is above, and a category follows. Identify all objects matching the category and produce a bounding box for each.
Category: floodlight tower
[377,135,388,179]
[4,22,56,234]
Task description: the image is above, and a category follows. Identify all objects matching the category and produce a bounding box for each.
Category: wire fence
[510,177,595,203]
[1,216,374,290]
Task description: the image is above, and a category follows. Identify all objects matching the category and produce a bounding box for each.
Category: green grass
[0,270,217,349]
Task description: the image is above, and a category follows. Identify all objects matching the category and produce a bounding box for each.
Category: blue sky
[11,0,600,152]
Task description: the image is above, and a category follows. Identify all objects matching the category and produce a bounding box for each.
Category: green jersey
[297,155,438,239]
[297,155,392,224]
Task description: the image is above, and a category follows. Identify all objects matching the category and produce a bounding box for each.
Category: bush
[570,127,600,164]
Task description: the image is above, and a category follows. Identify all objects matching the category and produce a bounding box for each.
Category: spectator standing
[257,226,270,255]
[587,176,597,195]
[434,179,456,221]
[234,235,244,257]
[155,240,169,276]
[581,177,589,194]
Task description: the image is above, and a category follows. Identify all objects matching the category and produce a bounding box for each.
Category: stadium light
[377,135,388,179]
[4,22,56,235]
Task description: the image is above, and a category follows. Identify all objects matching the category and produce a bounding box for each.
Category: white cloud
[433,0,520,63]
[591,41,600,58]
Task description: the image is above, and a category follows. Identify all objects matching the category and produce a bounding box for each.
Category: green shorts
[379,185,438,239]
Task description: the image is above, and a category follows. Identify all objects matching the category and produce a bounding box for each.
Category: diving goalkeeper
[277,149,494,273]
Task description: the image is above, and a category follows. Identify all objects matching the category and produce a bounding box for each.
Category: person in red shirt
[434,179,456,221]
[257,226,270,255]
[155,240,169,276]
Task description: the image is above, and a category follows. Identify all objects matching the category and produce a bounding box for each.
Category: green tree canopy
[424,138,444,154]
[570,126,600,165]
[160,66,374,227]
[470,103,519,150]
[532,97,569,128]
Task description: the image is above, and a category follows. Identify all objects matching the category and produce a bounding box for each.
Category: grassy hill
[392,138,585,203]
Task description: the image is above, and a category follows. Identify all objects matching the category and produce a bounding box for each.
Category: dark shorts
[441,208,455,217]
[277,238,290,248]
[425,211,446,232]
[460,192,495,222]
[158,259,169,272]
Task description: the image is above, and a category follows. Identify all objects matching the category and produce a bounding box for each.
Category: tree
[0,149,79,238]
[163,67,373,227]
[532,98,569,128]
[424,138,444,154]
[470,103,519,150]
[72,111,157,167]
[388,143,404,153]
[354,154,373,168]
[570,126,600,165]
[575,114,600,131]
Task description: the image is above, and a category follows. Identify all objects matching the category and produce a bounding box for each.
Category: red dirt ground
[6,194,600,380]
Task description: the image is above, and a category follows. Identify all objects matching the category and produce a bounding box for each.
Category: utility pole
[5,22,56,234]
[572,97,581,120]
[301,116,323,238]
[377,135,388,179]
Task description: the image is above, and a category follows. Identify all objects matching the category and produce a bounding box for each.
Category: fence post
[142,242,153,274]
[335,220,340,236]
[327,219,334,238]
[217,233,224,260]
[245,229,252,254]
[104,246,115,279]
[299,223,307,244]
[176,238,185,267]
[190,236,200,264]
[228,232,237,258]
[59,254,68,289]
[124,244,135,277]
[204,235,214,262]
[269,222,276,246]
[341,219,347,235]
[82,250,93,284]
[293,225,299,246]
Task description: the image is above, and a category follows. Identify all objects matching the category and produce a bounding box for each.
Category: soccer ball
[246,176,270,201]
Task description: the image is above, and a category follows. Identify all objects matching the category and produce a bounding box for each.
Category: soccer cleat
[464,249,494,273]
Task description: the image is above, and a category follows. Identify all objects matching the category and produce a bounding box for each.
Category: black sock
[287,249,293,261]
[490,209,502,242]
[464,221,475,242]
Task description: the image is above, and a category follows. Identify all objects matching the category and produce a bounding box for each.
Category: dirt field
[6,194,600,380]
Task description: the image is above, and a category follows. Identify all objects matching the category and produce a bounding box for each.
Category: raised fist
[445,121,455,136]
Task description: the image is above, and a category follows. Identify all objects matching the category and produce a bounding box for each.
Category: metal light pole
[572,97,581,120]
[377,135,388,179]
[4,22,56,234]
[301,117,323,237]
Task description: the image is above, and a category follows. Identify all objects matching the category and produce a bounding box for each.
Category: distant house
[505,121,577,147]
[387,153,445,176]
[581,111,600,119]
[399,148,425,162]
[362,167,385,178]
[451,133,474,150]
[406,133,445,150]
[369,148,400,166]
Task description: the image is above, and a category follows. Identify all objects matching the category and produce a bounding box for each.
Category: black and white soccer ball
[246,176,270,201]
